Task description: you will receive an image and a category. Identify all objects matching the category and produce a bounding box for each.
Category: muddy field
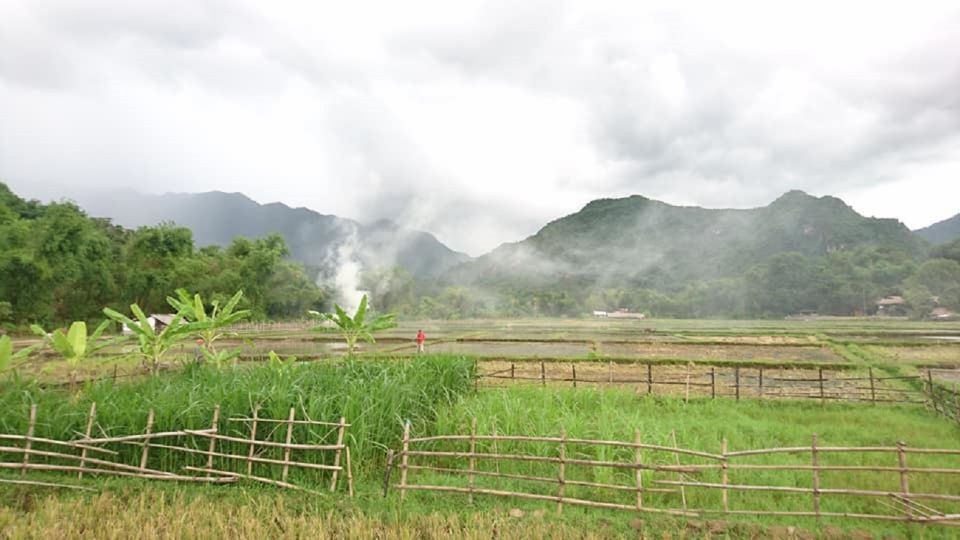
[478,360,922,402]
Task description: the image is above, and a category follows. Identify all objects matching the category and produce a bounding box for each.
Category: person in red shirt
[416,329,426,353]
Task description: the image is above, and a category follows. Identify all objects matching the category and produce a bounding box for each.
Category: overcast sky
[1,0,958,255]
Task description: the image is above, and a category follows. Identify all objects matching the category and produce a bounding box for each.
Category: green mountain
[445,190,924,290]
[74,190,469,279]
[915,213,960,245]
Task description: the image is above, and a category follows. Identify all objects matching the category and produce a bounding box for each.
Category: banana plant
[268,350,296,377]
[166,289,251,356]
[103,304,202,375]
[30,321,125,386]
[0,335,39,378]
[308,295,397,355]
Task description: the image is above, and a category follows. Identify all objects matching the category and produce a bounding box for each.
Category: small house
[122,314,177,335]
[876,296,907,317]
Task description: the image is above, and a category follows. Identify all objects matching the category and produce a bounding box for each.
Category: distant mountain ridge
[443,190,925,289]
[915,213,960,245]
[74,190,470,279]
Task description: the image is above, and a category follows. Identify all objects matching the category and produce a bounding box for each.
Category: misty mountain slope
[915,213,960,245]
[446,190,924,290]
[75,190,469,278]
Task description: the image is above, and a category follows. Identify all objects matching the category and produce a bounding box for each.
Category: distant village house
[122,314,176,335]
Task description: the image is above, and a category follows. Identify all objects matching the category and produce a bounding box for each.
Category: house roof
[151,314,177,324]
[877,296,905,306]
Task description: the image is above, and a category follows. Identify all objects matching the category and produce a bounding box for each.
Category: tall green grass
[0,355,475,481]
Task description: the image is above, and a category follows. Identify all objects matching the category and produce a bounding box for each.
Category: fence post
[78,402,96,480]
[21,404,37,476]
[572,365,577,388]
[246,406,259,476]
[492,421,500,475]
[711,368,716,399]
[557,427,566,514]
[281,408,296,483]
[721,438,729,513]
[954,383,960,426]
[684,363,691,403]
[399,420,411,501]
[647,364,653,395]
[734,367,740,402]
[382,449,395,497]
[634,430,643,510]
[139,409,155,472]
[869,368,876,404]
[345,446,354,498]
[927,371,939,414]
[897,441,912,520]
[818,369,825,403]
[468,418,477,505]
[329,416,347,492]
[204,405,220,478]
[541,361,546,387]
[811,433,820,518]
[670,429,687,510]
[511,363,515,383]
[758,368,764,398]
[608,361,614,384]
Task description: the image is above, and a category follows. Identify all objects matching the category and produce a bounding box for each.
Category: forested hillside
[916,213,960,245]
[0,183,324,326]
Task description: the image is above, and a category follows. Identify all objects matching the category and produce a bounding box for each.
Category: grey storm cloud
[1,0,959,255]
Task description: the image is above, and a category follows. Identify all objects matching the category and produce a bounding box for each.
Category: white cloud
[1,0,959,255]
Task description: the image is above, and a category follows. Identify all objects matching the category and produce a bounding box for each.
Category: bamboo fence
[0,404,353,495]
[480,362,931,405]
[924,369,960,424]
[389,421,960,526]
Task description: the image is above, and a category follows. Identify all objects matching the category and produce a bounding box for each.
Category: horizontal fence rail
[0,403,353,495]
[479,362,933,406]
[389,421,960,527]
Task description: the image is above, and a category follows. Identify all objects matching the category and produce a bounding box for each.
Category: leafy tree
[103,305,200,374]
[308,294,397,355]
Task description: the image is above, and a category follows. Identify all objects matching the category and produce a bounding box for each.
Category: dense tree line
[364,243,960,320]
[0,184,324,326]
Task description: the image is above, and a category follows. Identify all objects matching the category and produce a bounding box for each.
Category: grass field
[3,318,960,538]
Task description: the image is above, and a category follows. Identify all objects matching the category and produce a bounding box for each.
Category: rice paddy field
[2,317,960,539]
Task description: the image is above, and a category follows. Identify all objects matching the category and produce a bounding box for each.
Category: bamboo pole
[812,433,820,518]
[647,364,653,395]
[671,429,686,510]
[383,449,395,497]
[898,441,911,520]
[721,438,729,513]
[78,402,96,480]
[76,429,214,445]
[558,427,566,514]
[541,361,546,386]
[183,429,343,450]
[651,480,960,502]
[468,418,477,505]
[247,406,259,476]
[182,467,317,493]
[408,434,723,460]
[608,361,614,384]
[404,450,699,472]
[400,420,411,501]
[0,462,235,482]
[21,404,36,477]
[329,416,347,492]
[928,371,939,414]
[139,409,155,472]
[711,368,716,399]
[127,441,342,471]
[634,430,643,510]
[685,363,691,403]
[511,363,515,383]
[869,368,876,404]
[228,417,348,427]
[572,365,577,388]
[759,368,764,398]
[205,405,220,479]
[819,368,825,403]
[281,407,295,483]
[345,446,354,497]
[735,368,740,401]
[0,445,176,476]
[492,422,500,475]
[0,478,97,491]
[404,464,679,493]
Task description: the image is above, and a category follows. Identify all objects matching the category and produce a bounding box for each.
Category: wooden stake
[711,368,716,399]
[818,368,825,403]
[721,438,729,513]
[759,368,764,398]
[684,363,691,403]
[572,365,577,388]
[400,420,411,501]
[78,402,96,480]
[558,427,567,514]
[383,449,395,497]
[928,371,939,413]
[204,405,220,479]
[735,367,740,401]
[139,409,155,472]
[541,361,546,386]
[634,430,643,510]
[21,404,37,477]
[329,416,347,492]
[671,429,687,510]
[468,418,477,504]
[281,407,295,483]
[345,445,354,497]
[608,361,614,384]
[869,368,876,404]
[492,421,500,475]
[246,406,259,477]
[647,364,652,395]
[898,441,911,520]
[811,433,820,518]
[511,363,515,383]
